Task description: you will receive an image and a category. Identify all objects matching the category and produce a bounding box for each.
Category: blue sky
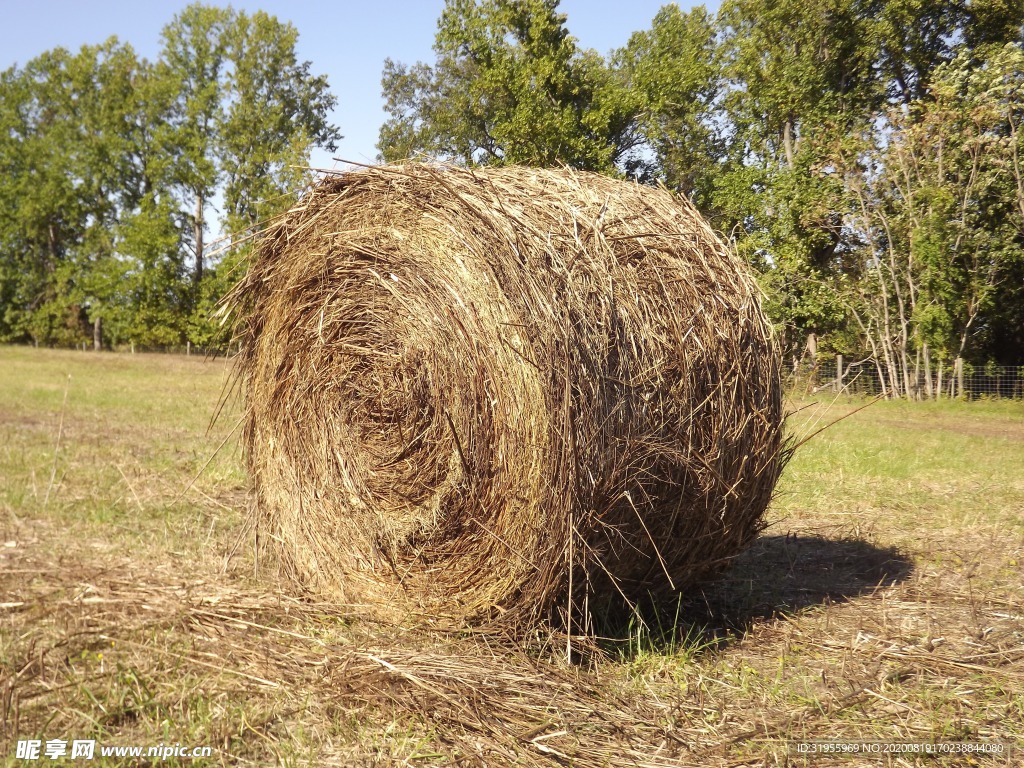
[1,1,717,167]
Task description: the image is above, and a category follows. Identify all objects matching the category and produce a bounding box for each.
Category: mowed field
[1,346,1022,767]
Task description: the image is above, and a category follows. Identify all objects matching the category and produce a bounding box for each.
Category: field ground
[1,346,1022,767]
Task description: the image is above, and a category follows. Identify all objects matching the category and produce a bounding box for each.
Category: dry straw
[228,163,787,633]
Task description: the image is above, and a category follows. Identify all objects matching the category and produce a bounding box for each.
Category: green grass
[0,346,245,557]
[2,346,1023,767]
[779,397,1024,539]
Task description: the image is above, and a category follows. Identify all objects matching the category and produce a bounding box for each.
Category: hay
[229,163,787,632]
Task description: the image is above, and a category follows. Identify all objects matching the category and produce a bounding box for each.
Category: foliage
[379,0,640,171]
[3,0,1023,376]
[0,3,340,349]
[844,42,1024,395]
[704,0,1022,369]
[0,39,141,345]
[150,4,341,344]
[616,4,721,201]
[705,0,875,356]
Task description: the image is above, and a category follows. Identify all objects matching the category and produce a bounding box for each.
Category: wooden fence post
[955,357,964,399]
[835,354,844,393]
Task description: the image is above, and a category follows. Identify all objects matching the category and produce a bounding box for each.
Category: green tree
[155,4,232,300]
[0,39,142,347]
[874,0,1022,106]
[112,56,193,347]
[703,0,1024,363]
[0,4,340,350]
[220,9,341,232]
[378,0,639,171]
[0,65,47,341]
[845,44,1024,396]
[712,0,877,358]
[616,4,721,202]
[156,3,341,346]
[874,0,968,105]
[115,193,190,347]
[718,0,875,173]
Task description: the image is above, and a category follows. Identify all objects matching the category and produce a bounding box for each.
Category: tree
[873,0,1022,106]
[712,0,878,359]
[844,44,1024,396]
[0,3,341,349]
[704,0,1023,364]
[873,0,969,106]
[378,0,640,171]
[220,9,341,232]
[111,57,192,347]
[718,0,876,173]
[156,3,341,344]
[0,64,47,341]
[115,193,190,346]
[616,4,721,202]
[0,39,142,347]
[155,4,232,301]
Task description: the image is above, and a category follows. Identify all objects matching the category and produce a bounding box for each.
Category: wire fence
[54,340,235,359]
[22,342,1024,399]
[790,357,1024,399]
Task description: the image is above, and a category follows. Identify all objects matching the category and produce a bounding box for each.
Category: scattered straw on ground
[4,518,1022,767]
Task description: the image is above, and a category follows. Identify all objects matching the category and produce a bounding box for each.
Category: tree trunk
[783,115,796,169]
[93,315,102,351]
[913,346,922,400]
[873,357,888,399]
[895,72,912,105]
[923,344,933,399]
[194,192,205,291]
[900,344,913,400]
[48,224,57,260]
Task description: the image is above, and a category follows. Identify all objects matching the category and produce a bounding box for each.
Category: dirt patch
[873,415,1024,442]
[0,407,49,429]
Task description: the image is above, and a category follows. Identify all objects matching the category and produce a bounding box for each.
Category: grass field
[1,346,1022,766]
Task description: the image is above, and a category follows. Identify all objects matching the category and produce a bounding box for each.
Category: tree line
[0,4,339,350]
[2,0,1022,398]
[381,0,1024,396]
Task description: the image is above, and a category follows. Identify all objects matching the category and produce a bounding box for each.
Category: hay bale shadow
[599,533,912,657]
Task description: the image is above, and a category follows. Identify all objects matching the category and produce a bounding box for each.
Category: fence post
[187,340,191,356]
[955,357,964,399]
[835,354,844,393]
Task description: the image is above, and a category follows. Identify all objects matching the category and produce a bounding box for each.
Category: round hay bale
[229,163,787,631]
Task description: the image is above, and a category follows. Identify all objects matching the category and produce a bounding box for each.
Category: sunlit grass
[778,396,1024,537]
[2,346,1023,766]
[0,346,245,559]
